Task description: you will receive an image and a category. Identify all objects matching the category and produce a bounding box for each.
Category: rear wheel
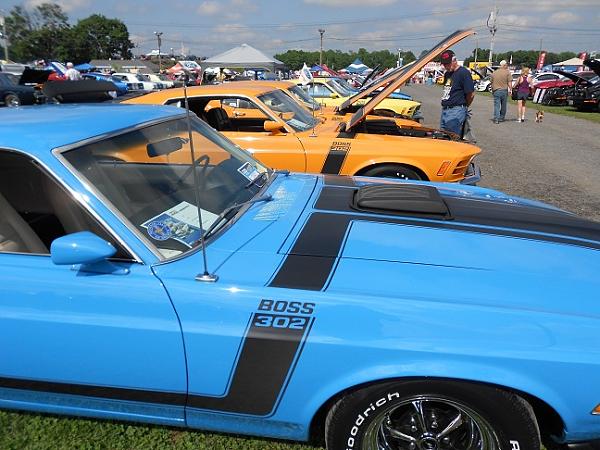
[4,93,20,107]
[361,164,422,181]
[325,379,540,450]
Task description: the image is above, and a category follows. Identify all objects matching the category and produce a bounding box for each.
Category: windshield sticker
[254,186,297,221]
[287,118,308,129]
[237,162,260,182]
[142,201,218,247]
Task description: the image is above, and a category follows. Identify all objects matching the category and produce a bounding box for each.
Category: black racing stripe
[269,213,352,291]
[0,314,314,417]
[321,149,348,174]
[322,175,357,187]
[0,376,186,405]
[188,314,313,415]
[316,186,600,250]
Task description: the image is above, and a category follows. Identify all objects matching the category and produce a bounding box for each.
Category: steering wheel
[176,154,211,191]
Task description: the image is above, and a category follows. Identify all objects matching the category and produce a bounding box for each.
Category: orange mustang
[125,30,480,183]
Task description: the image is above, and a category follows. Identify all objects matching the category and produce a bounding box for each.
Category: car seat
[0,191,48,254]
[205,107,232,131]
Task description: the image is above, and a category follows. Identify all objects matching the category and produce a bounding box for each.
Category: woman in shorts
[513,67,532,122]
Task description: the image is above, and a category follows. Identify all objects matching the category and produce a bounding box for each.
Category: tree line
[4,3,134,64]
[274,49,417,72]
[464,49,578,69]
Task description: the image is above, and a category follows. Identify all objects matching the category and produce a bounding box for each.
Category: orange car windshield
[257,90,318,132]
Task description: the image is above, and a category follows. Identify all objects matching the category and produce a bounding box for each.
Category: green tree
[69,14,134,62]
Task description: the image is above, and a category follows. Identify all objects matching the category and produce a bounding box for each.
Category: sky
[1,0,599,60]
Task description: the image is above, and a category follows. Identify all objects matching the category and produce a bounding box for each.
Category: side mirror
[51,231,116,265]
[264,121,285,134]
[330,93,339,99]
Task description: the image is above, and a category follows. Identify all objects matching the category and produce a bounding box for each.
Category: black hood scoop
[351,184,451,219]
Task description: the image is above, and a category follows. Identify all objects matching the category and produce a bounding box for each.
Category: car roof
[126,84,277,104]
[0,104,185,157]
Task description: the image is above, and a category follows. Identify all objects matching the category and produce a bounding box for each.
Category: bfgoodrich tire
[361,164,422,180]
[325,379,540,450]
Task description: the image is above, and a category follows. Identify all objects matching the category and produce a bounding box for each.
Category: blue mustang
[1,104,600,450]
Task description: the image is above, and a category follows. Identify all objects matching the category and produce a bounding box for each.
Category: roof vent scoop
[351,184,451,219]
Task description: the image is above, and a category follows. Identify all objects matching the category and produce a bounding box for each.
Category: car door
[0,150,187,424]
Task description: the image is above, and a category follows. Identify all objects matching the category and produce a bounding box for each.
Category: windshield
[327,78,356,96]
[258,89,318,131]
[332,77,358,93]
[287,85,321,111]
[62,116,269,259]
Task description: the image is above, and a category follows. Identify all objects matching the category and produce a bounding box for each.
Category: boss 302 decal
[188,299,315,416]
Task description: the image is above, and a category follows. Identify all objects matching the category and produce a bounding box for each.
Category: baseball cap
[440,50,455,65]
[500,59,508,66]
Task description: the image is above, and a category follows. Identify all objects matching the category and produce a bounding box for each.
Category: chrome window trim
[163,93,296,134]
[0,146,144,264]
[51,115,189,262]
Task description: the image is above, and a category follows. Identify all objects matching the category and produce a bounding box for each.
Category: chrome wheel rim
[6,96,20,107]
[362,395,500,450]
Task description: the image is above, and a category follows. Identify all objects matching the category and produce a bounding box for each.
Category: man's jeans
[440,105,467,137]
[493,89,508,121]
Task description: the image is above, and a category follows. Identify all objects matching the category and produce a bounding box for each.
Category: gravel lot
[403,83,600,222]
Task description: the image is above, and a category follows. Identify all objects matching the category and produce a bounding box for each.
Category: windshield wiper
[202,194,273,240]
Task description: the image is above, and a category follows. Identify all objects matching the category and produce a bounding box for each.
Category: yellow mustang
[292,76,422,119]
[125,30,479,183]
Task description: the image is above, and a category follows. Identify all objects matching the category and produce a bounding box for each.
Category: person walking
[490,60,512,123]
[64,62,82,81]
[513,67,532,122]
[439,50,475,137]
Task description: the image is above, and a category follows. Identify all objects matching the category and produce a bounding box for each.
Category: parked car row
[2,31,600,450]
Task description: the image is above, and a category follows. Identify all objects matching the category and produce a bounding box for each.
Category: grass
[477,91,600,124]
[0,410,324,450]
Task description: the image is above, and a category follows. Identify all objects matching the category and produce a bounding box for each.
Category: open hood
[342,29,475,130]
[19,67,52,85]
[554,70,594,84]
[584,58,600,77]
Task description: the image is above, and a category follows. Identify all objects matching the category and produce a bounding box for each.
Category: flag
[299,63,313,86]
[509,54,512,65]
[536,52,546,70]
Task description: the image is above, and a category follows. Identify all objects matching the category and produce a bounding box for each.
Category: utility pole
[474,36,478,65]
[318,28,325,66]
[0,11,8,61]
[154,31,163,72]
[397,48,402,68]
[487,4,498,65]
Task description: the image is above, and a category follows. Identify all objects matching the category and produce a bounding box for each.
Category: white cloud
[197,1,221,15]
[548,11,579,24]
[304,0,397,6]
[25,0,91,12]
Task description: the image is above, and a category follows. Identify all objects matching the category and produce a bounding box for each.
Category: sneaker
[517,118,522,122]
[494,119,499,124]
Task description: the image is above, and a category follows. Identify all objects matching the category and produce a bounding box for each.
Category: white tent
[555,57,584,66]
[201,43,285,72]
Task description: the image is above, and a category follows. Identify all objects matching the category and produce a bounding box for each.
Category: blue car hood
[219,175,600,315]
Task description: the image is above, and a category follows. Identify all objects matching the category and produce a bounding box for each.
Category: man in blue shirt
[439,50,475,137]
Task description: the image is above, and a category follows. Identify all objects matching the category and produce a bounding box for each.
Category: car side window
[0,150,131,259]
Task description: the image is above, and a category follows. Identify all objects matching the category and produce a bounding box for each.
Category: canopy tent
[74,63,95,72]
[201,43,285,72]
[344,58,370,74]
[549,57,585,73]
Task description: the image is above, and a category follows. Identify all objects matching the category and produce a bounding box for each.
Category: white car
[475,76,492,92]
[531,72,566,86]
[112,73,158,91]
[146,73,175,89]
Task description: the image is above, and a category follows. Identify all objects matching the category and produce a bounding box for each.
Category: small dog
[535,110,544,123]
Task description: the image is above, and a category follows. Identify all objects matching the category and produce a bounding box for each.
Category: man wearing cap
[439,50,475,136]
[490,60,512,123]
